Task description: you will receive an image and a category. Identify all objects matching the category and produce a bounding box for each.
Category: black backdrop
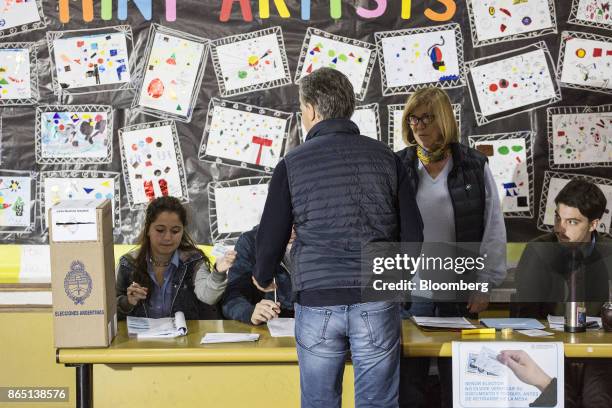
[1,0,610,245]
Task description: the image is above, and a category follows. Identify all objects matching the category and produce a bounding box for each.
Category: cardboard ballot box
[49,199,117,348]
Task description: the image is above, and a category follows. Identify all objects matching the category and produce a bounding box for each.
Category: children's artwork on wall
[350,103,380,141]
[35,105,113,165]
[466,41,560,126]
[208,177,270,242]
[0,115,2,165]
[211,26,291,97]
[132,24,209,123]
[199,98,291,173]
[375,23,465,95]
[539,171,612,236]
[296,103,381,142]
[0,42,38,106]
[119,120,188,209]
[557,31,612,95]
[548,105,612,169]
[294,27,377,101]
[0,0,47,39]
[40,170,121,229]
[466,0,557,47]
[388,104,461,152]
[0,170,36,234]
[47,25,133,96]
[469,132,534,218]
[568,0,612,30]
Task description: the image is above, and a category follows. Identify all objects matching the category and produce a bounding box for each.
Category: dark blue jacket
[116,249,220,320]
[222,226,294,324]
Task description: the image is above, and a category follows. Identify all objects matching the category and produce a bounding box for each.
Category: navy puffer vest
[396,143,488,242]
[284,119,399,292]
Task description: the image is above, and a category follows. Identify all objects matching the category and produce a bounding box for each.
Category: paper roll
[175,311,187,335]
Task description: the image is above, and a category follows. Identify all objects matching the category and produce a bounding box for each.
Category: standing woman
[396,87,507,408]
[116,196,236,320]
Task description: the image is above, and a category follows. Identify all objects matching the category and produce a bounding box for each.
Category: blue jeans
[295,301,401,408]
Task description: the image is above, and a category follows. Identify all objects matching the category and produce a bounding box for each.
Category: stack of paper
[201,333,260,344]
[127,311,187,338]
[412,317,477,329]
[547,315,602,331]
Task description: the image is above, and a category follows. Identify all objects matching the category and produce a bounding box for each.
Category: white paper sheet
[412,316,477,329]
[201,333,260,344]
[267,318,295,337]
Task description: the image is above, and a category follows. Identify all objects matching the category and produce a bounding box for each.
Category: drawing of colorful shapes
[469,0,555,43]
[212,28,291,96]
[552,113,612,164]
[0,175,31,226]
[473,139,530,212]
[0,48,32,99]
[558,32,612,92]
[53,32,131,89]
[0,0,41,30]
[377,25,463,92]
[575,0,612,25]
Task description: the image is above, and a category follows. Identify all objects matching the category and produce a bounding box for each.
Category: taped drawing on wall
[466,41,561,126]
[47,25,133,95]
[539,171,612,236]
[211,26,291,97]
[0,0,46,39]
[294,27,377,101]
[119,120,188,209]
[297,103,381,142]
[388,103,461,152]
[466,0,557,47]
[569,0,612,30]
[548,105,612,169]
[557,31,612,95]
[0,42,38,106]
[208,177,270,242]
[199,98,291,173]
[375,23,465,95]
[40,170,121,229]
[132,24,209,123]
[35,105,113,164]
[469,132,534,218]
[0,170,36,234]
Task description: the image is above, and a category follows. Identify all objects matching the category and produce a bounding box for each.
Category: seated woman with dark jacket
[116,196,236,320]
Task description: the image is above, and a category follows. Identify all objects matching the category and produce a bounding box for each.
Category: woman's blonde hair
[401,87,459,147]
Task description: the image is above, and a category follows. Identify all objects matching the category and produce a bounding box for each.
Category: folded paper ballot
[267,318,295,337]
[201,333,260,344]
[480,318,545,330]
[412,316,477,330]
[127,311,187,339]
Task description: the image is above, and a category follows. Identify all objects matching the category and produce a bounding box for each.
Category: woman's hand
[127,282,148,306]
[214,250,237,274]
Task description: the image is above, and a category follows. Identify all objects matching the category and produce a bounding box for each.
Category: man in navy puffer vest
[253,68,423,408]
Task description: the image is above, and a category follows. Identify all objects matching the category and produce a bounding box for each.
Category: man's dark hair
[298,67,355,120]
[555,179,607,221]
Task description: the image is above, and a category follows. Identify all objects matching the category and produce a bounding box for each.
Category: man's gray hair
[298,68,355,120]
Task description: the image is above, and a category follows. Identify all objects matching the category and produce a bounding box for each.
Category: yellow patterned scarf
[416,144,449,165]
